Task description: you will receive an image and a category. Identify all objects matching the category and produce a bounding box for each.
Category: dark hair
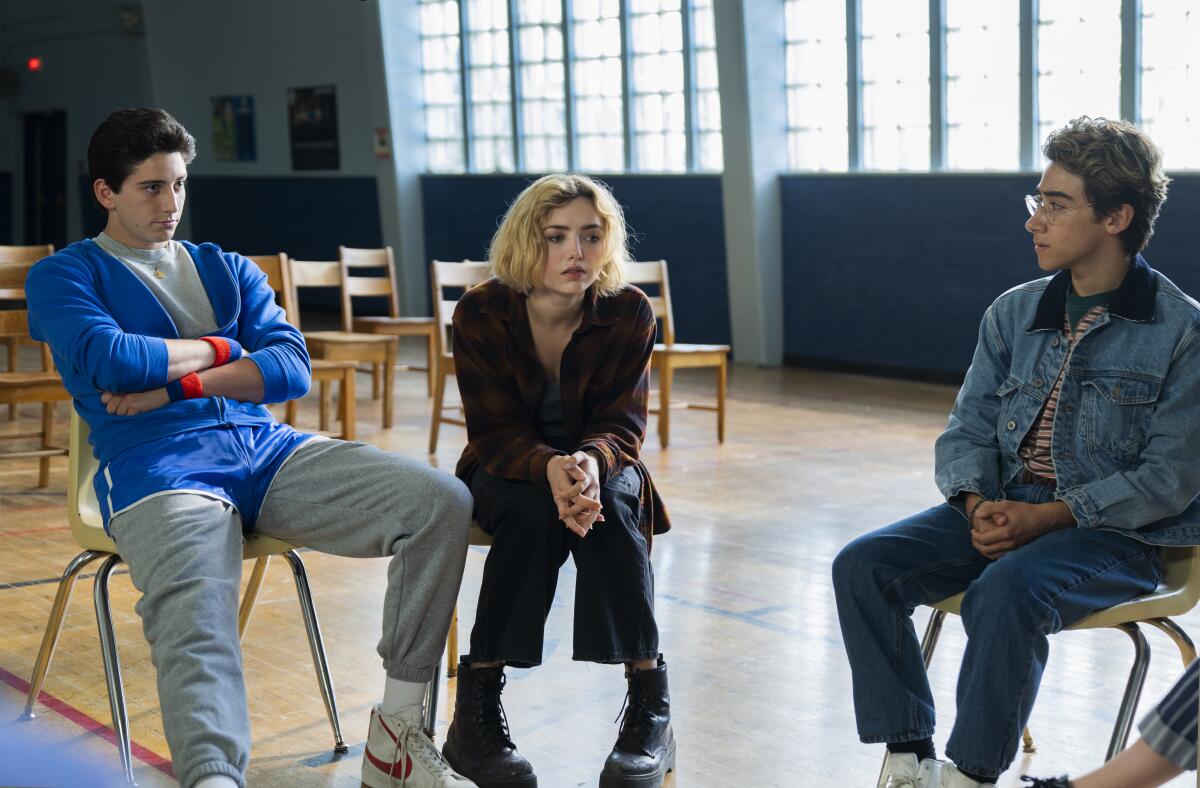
[1042,116,1170,255]
[87,108,196,210]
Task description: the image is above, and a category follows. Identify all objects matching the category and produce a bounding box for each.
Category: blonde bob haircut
[488,173,630,297]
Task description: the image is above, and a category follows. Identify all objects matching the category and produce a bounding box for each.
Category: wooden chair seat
[341,247,437,396]
[290,258,399,427]
[629,261,729,448]
[0,371,67,389]
[2,245,54,422]
[244,254,358,439]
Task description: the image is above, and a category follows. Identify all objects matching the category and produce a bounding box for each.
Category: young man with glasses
[833,116,1200,787]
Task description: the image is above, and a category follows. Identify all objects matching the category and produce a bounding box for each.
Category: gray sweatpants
[108,438,472,788]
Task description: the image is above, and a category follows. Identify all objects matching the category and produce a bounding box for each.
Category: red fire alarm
[26,57,43,72]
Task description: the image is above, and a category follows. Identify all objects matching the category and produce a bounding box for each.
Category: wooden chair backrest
[244,253,298,326]
[624,260,675,345]
[339,246,400,330]
[0,262,35,300]
[288,260,344,331]
[0,310,31,339]
[0,244,53,263]
[430,260,491,356]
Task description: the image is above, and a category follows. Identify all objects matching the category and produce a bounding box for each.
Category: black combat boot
[442,661,537,788]
[600,657,676,787]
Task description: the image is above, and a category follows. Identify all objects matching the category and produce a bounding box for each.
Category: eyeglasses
[1025,194,1095,224]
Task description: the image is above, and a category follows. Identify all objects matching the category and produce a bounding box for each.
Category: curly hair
[1042,116,1170,255]
[488,173,630,296]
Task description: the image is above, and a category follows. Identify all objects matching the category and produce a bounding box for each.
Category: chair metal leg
[920,609,946,667]
[1143,617,1197,666]
[94,554,136,785]
[1107,622,1152,761]
[280,550,347,754]
[716,356,727,443]
[22,550,109,719]
[424,665,440,740]
[238,556,271,641]
[446,604,459,678]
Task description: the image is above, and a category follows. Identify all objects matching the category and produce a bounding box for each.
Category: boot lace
[475,671,516,755]
[612,683,655,754]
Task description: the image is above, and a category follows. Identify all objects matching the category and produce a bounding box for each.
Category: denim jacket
[934,255,1200,546]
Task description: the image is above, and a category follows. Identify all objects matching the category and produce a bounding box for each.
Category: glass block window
[1140,1,1200,169]
[466,0,515,171]
[784,0,848,171]
[419,0,466,172]
[630,0,687,172]
[1037,0,1121,149]
[860,0,930,170]
[572,0,625,171]
[516,0,568,171]
[944,0,1019,169]
[691,0,722,171]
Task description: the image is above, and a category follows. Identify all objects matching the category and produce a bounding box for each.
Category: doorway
[23,110,67,249]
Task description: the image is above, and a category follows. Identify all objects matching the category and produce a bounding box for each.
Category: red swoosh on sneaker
[365,745,413,779]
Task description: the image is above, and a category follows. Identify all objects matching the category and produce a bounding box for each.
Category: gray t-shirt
[93,232,218,339]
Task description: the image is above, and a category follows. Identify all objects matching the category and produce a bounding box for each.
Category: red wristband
[179,371,204,399]
[200,336,232,366]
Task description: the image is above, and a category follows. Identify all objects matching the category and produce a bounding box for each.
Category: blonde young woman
[441,174,674,788]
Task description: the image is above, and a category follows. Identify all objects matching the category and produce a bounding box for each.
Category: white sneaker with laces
[361,706,478,788]
[878,752,926,788]
[934,762,995,788]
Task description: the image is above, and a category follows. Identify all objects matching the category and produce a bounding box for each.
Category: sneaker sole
[598,739,676,788]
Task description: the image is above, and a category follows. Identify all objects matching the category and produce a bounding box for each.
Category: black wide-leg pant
[465,464,659,668]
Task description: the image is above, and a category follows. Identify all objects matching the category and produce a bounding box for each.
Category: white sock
[380,676,426,718]
[194,777,239,788]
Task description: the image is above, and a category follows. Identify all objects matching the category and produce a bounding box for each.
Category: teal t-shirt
[1067,286,1119,329]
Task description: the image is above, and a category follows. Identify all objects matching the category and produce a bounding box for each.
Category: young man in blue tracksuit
[834,117,1200,787]
[25,108,477,788]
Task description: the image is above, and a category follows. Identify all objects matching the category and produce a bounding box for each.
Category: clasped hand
[546,452,604,537]
[100,388,169,416]
[969,498,1074,560]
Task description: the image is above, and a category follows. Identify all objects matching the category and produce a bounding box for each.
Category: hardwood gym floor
[1,351,1196,787]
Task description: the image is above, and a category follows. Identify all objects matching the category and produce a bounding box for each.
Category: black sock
[886,738,936,762]
[957,766,993,785]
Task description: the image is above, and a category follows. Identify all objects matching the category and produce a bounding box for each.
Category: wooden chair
[289,259,398,429]
[0,262,70,486]
[21,413,352,784]
[339,246,438,397]
[244,254,357,439]
[1,244,54,420]
[428,261,491,454]
[912,546,1200,769]
[626,260,730,449]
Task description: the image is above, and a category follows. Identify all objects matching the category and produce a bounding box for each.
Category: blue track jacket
[25,239,313,525]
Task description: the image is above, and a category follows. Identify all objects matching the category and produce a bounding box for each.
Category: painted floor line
[0,664,174,778]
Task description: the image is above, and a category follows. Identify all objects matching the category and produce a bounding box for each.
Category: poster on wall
[210,95,256,162]
[287,84,340,170]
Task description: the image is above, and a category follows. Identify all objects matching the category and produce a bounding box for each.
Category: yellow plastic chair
[919,546,1200,763]
[21,413,349,783]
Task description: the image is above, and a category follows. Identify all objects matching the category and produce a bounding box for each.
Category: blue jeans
[832,484,1162,780]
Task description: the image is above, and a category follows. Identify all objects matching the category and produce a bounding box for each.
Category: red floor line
[0,664,175,778]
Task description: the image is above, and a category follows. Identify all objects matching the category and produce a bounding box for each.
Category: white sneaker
[362,706,477,788]
[935,762,995,788]
[878,752,927,788]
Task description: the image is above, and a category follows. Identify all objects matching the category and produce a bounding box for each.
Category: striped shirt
[1138,657,1198,770]
[1018,306,1107,480]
